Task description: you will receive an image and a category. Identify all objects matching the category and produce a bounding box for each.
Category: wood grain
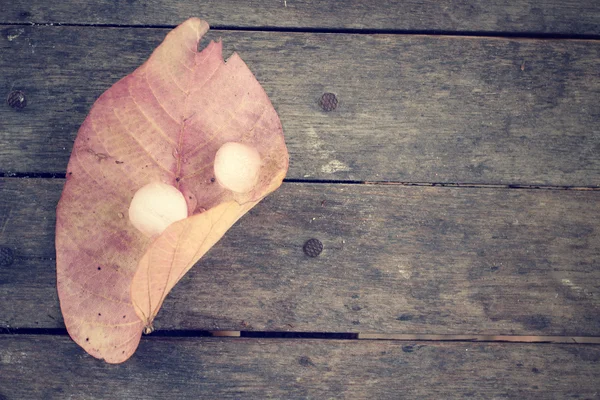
[1,26,599,185]
[1,178,598,335]
[2,0,600,35]
[0,336,599,399]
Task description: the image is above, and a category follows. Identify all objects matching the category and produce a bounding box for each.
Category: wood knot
[7,90,26,110]
[303,238,323,257]
[319,92,338,111]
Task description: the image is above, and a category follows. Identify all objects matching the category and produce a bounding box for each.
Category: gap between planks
[1,22,600,41]
[2,174,599,191]
[169,332,600,344]
[2,328,600,344]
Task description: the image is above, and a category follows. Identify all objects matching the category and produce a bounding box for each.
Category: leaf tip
[181,17,210,45]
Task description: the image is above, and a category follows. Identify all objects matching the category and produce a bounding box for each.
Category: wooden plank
[0,336,599,399]
[2,0,600,35]
[1,178,598,335]
[1,27,600,186]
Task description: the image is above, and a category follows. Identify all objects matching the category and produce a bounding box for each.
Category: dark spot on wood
[517,266,529,275]
[115,160,124,164]
[402,345,415,353]
[564,225,594,239]
[564,347,600,362]
[319,92,338,111]
[351,305,362,311]
[351,294,360,299]
[516,363,523,367]
[0,247,14,267]
[490,266,499,272]
[531,367,540,374]
[467,163,492,176]
[298,356,315,367]
[97,267,101,270]
[303,238,323,257]
[6,90,26,110]
[410,282,441,300]
[352,320,360,325]
[397,314,413,321]
[520,315,550,331]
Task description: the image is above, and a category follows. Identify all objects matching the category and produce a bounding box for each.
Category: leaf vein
[144,72,181,124]
[126,82,178,146]
[61,273,131,306]
[111,108,176,177]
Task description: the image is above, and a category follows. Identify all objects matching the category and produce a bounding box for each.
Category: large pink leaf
[56,18,288,363]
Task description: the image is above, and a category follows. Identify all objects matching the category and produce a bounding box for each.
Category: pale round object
[214,142,261,193]
[128,182,188,237]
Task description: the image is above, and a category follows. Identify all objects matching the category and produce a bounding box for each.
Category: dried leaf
[56,18,288,363]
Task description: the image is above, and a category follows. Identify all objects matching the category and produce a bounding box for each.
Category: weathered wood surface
[1,336,599,399]
[2,0,600,35]
[0,3,597,398]
[2,26,599,185]
[1,178,598,335]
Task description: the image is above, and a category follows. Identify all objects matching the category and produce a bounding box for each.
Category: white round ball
[214,142,261,193]
[128,182,188,237]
